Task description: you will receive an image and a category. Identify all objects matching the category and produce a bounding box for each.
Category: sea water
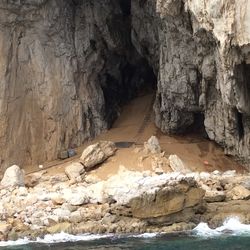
[1,217,250,250]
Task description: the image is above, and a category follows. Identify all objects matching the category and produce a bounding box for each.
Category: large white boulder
[1,165,24,187]
[80,141,116,170]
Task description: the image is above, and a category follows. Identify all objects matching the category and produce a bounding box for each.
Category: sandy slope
[25,93,245,179]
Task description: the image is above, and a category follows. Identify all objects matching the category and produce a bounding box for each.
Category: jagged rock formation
[132,0,250,163]
[0,0,250,168]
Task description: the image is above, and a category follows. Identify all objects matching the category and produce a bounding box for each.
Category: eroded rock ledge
[1,166,250,240]
[0,0,250,168]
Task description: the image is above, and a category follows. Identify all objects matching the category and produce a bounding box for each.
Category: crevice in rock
[118,0,131,16]
[236,110,244,140]
[98,0,157,128]
[234,62,250,113]
[100,54,157,128]
[233,61,250,142]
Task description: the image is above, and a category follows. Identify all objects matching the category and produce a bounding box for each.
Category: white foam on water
[1,217,250,246]
[129,233,159,238]
[193,217,250,237]
[0,237,31,247]
[36,232,113,243]
[193,222,221,237]
[216,217,250,233]
[0,232,113,247]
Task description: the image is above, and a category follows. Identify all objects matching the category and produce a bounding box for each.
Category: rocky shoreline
[0,140,250,242]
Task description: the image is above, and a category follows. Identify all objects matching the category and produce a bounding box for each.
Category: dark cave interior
[99,0,157,128]
[234,62,250,140]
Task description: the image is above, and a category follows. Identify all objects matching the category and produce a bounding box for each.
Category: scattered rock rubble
[0,138,249,241]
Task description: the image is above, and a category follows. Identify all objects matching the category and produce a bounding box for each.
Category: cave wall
[0,0,153,169]
[131,0,250,165]
[0,0,250,168]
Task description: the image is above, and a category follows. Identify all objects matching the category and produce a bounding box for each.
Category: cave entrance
[234,62,250,113]
[234,61,250,140]
[101,56,157,129]
[99,0,157,129]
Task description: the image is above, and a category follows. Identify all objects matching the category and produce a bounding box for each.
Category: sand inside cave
[25,93,246,180]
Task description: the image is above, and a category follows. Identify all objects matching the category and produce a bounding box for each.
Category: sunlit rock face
[0,0,154,169]
[0,0,105,169]
[0,0,250,169]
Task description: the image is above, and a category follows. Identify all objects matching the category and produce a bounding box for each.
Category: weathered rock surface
[0,165,24,187]
[227,185,250,200]
[65,162,85,181]
[0,168,249,240]
[132,0,250,165]
[0,0,249,168]
[204,190,226,203]
[169,155,191,173]
[144,136,161,154]
[80,141,116,170]
[0,0,154,170]
[129,182,205,219]
[202,200,250,227]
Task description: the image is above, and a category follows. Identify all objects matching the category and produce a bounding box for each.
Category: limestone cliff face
[0,0,104,168]
[0,0,250,168]
[0,0,152,169]
[132,0,250,164]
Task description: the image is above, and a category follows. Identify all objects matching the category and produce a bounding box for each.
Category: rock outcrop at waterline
[0,165,250,240]
[0,0,250,168]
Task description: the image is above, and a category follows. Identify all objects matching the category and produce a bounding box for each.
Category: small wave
[129,233,159,238]
[193,222,220,237]
[0,237,31,247]
[193,217,250,237]
[1,218,250,246]
[0,233,113,247]
[36,232,113,243]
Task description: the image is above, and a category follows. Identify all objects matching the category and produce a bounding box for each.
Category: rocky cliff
[0,0,155,169]
[0,0,249,169]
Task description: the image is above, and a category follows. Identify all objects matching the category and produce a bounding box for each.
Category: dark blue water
[1,234,250,250]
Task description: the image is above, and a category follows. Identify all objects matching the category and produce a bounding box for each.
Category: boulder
[0,222,12,236]
[69,211,82,223]
[80,141,116,170]
[203,200,250,227]
[62,187,89,206]
[162,222,196,233]
[169,155,191,173]
[51,196,65,205]
[152,157,164,174]
[47,222,72,234]
[25,171,46,188]
[53,208,71,219]
[84,174,101,184]
[1,165,24,187]
[67,148,76,158]
[129,181,205,219]
[67,195,89,206]
[144,136,161,154]
[65,162,85,181]
[204,190,226,203]
[58,150,69,160]
[227,185,250,200]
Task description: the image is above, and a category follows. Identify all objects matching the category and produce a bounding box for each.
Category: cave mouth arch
[233,61,250,141]
[101,56,157,128]
[99,0,157,128]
